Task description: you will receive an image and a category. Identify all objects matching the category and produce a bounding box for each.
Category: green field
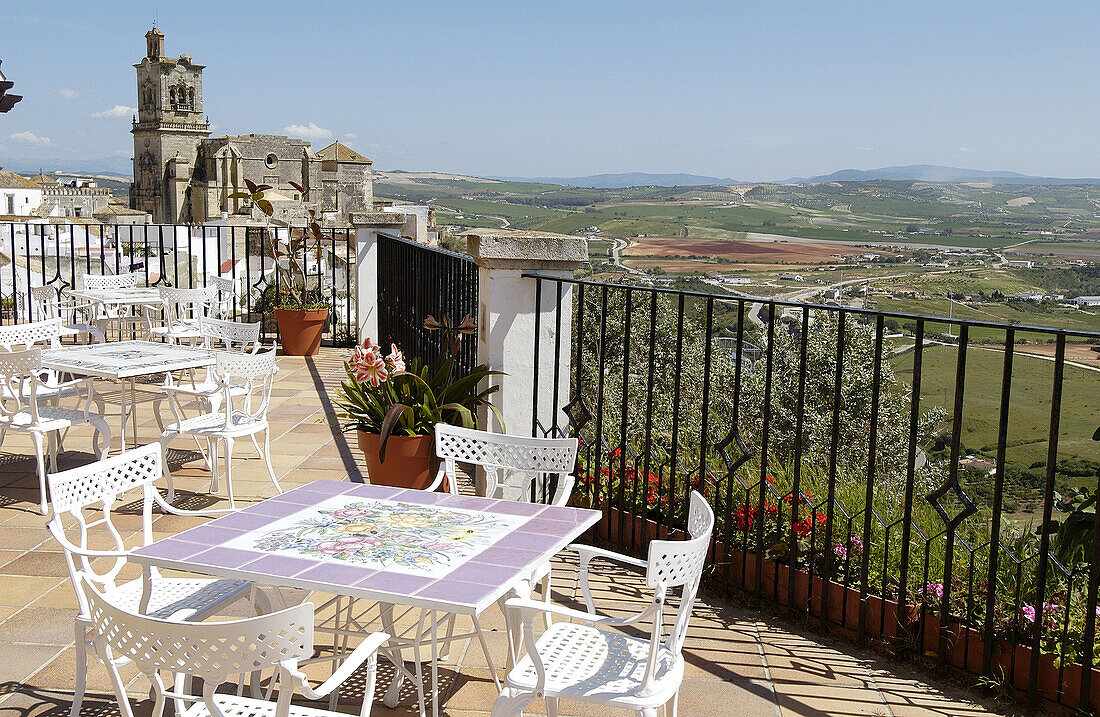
[378,175,1100,250]
[892,344,1099,479]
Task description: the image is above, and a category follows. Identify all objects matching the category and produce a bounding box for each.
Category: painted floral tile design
[231,496,529,578]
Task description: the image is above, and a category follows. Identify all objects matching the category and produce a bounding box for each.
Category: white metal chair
[0,347,110,513]
[207,273,240,319]
[145,284,218,344]
[82,271,145,339]
[493,491,715,717]
[28,285,105,343]
[433,424,578,622]
[47,443,268,717]
[83,575,388,717]
[160,347,281,507]
[431,424,578,502]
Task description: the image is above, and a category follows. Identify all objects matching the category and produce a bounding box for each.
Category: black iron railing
[0,221,356,346]
[376,234,478,374]
[528,273,1100,713]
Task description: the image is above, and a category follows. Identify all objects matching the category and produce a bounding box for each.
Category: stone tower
[130,27,210,223]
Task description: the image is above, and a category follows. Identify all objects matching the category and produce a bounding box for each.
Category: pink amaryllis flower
[386,343,406,372]
[456,313,476,334]
[350,343,378,382]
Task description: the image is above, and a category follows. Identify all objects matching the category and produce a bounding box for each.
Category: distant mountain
[492,172,743,188]
[784,164,1100,185]
[0,156,132,177]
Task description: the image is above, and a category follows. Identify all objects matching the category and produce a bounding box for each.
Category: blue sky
[1,1,1097,180]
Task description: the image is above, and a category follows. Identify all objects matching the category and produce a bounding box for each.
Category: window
[265,153,278,169]
[5,194,13,214]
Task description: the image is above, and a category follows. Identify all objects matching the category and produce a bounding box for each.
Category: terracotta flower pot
[275,308,328,356]
[357,431,437,490]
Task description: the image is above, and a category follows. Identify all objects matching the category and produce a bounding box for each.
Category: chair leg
[668,690,679,717]
[223,437,235,509]
[260,429,281,494]
[158,435,176,503]
[89,415,111,460]
[638,709,658,717]
[540,568,554,630]
[70,622,88,717]
[490,688,535,717]
[547,696,559,717]
[31,432,49,514]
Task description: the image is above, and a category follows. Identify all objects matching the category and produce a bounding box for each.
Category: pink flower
[350,343,379,383]
[361,356,388,387]
[456,314,476,334]
[918,582,944,600]
[1020,603,1036,623]
[386,343,406,372]
[834,543,848,560]
[848,534,864,553]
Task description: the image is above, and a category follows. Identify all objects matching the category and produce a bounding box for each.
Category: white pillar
[469,230,588,438]
[352,213,406,343]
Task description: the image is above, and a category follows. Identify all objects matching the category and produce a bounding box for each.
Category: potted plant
[230,179,329,355]
[334,314,503,488]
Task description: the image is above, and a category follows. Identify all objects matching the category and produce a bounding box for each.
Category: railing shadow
[304,355,361,480]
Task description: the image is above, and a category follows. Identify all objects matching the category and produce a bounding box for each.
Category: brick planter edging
[596,507,1100,713]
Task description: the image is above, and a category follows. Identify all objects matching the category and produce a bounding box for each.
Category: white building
[1070,295,1100,307]
[0,170,43,217]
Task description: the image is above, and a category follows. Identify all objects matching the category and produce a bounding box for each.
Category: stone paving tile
[0,349,1018,717]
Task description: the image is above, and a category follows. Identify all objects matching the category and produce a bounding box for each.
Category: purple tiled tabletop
[131,479,601,615]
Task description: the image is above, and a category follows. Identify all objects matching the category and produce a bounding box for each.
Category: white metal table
[41,340,215,451]
[130,480,601,717]
[66,287,162,340]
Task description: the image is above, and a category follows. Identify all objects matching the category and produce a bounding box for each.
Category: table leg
[129,378,139,448]
[118,381,128,453]
[411,608,429,717]
[381,604,405,708]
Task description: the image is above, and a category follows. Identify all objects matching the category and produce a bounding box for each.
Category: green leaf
[379,403,412,462]
[256,199,274,216]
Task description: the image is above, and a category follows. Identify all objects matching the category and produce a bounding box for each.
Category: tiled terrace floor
[0,349,1015,716]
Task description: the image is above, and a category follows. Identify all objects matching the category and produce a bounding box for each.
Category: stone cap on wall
[350,212,407,227]
[467,229,588,270]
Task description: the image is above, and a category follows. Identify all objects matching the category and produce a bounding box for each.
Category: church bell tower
[130,26,210,223]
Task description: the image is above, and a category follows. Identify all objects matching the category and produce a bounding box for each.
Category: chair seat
[182,691,342,717]
[0,404,94,433]
[104,576,253,621]
[167,410,267,436]
[506,622,682,707]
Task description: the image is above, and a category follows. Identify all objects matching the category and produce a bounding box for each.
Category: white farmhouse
[0,169,43,217]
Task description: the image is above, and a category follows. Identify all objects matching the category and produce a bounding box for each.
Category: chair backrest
[0,317,64,350]
[645,491,714,655]
[28,285,60,322]
[213,346,277,421]
[199,316,261,353]
[206,274,238,319]
[46,443,163,615]
[434,424,578,503]
[0,347,45,417]
[159,285,217,328]
[84,576,313,717]
[83,272,140,290]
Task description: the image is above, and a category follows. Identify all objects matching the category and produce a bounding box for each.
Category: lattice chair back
[213,346,277,422]
[199,316,261,354]
[83,576,313,717]
[158,284,217,330]
[28,285,60,322]
[0,316,64,350]
[0,347,45,419]
[206,274,239,319]
[646,490,714,655]
[82,272,140,290]
[46,443,163,616]
[434,424,578,502]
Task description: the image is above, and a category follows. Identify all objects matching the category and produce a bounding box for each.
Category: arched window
[169,87,176,105]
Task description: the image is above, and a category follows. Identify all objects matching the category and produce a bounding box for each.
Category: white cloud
[857,145,885,152]
[89,104,137,119]
[8,130,51,146]
[344,132,357,139]
[56,88,80,99]
[283,122,333,140]
[959,147,974,153]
